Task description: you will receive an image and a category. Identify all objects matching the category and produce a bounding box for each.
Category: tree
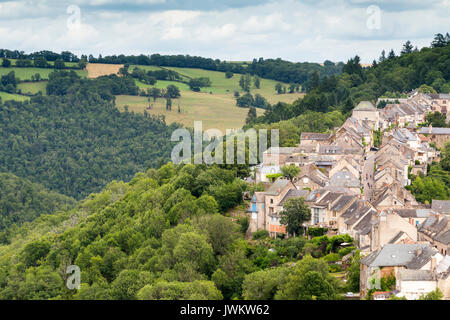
[246,106,257,124]
[239,74,251,92]
[148,87,161,101]
[281,165,300,187]
[280,197,311,236]
[242,268,289,300]
[379,50,386,63]
[2,58,11,67]
[236,93,254,108]
[225,71,233,79]
[189,77,211,91]
[166,97,172,111]
[388,49,396,59]
[137,281,223,300]
[275,255,335,300]
[194,214,239,256]
[419,288,443,300]
[401,40,414,55]
[275,83,283,94]
[254,76,261,89]
[166,84,180,98]
[346,252,360,292]
[54,59,66,69]
[431,33,447,48]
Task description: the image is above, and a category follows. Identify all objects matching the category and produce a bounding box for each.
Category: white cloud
[0,0,448,63]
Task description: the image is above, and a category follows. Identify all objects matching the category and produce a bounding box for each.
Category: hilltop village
[247,92,450,300]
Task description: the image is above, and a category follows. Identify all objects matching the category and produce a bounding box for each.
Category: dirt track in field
[86,63,124,78]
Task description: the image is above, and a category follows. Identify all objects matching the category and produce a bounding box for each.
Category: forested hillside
[0,71,180,199]
[251,36,450,127]
[0,164,354,300]
[0,173,75,235]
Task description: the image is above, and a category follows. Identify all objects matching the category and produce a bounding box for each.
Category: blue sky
[0,0,448,63]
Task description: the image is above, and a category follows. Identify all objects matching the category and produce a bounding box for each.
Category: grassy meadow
[115,92,265,132]
[120,66,304,129]
[17,81,48,95]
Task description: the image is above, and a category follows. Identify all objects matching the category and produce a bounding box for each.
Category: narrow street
[362,152,376,202]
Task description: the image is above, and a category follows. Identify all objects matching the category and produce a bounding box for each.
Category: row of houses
[247,92,450,299]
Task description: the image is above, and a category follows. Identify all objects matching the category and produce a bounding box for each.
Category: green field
[17,81,48,95]
[164,67,304,104]
[120,66,304,129]
[116,92,265,132]
[0,66,87,81]
[0,91,30,102]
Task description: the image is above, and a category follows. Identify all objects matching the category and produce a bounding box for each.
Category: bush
[252,229,269,240]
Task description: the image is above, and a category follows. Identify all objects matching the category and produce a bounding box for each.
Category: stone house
[360,243,440,299]
[418,126,450,149]
[418,214,450,256]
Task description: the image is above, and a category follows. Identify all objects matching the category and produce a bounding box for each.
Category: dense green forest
[0,164,357,300]
[250,36,450,126]
[0,71,180,199]
[0,173,75,235]
[0,49,342,86]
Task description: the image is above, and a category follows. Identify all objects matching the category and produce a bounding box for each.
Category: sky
[0,0,448,63]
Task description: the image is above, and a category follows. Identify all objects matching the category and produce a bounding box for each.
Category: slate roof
[278,189,309,206]
[266,178,290,195]
[354,101,377,111]
[434,229,450,245]
[300,132,331,141]
[418,127,450,135]
[331,195,356,212]
[361,244,435,268]
[264,147,298,154]
[431,200,450,214]
[330,171,360,188]
[353,210,374,235]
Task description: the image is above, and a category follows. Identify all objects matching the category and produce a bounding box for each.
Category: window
[270,199,274,204]
[314,208,320,224]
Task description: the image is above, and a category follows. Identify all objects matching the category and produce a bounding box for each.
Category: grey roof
[361,244,435,268]
[431,200,450,214]
[329,171,360,188]
[353,211,374,235]
[398,269,435,282]
[279,189,309,205]
[345,205,373,227]
[393,208,431,219]
[418,127,450,135]
[354,101,377,111]
[300,132,331,141]
[434,229,450,245]
[406,245,438,269]
[418,215,449,235]
[266,179,290,195]
[264,147,298,154]
[331,195,356,212]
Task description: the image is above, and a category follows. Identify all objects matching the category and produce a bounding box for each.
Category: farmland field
[17,81,48,95]
[86,63,123,78]
[0,66,87,80]
[115,92,265,132]
[0,91,30,102]
[118,66,304,130]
